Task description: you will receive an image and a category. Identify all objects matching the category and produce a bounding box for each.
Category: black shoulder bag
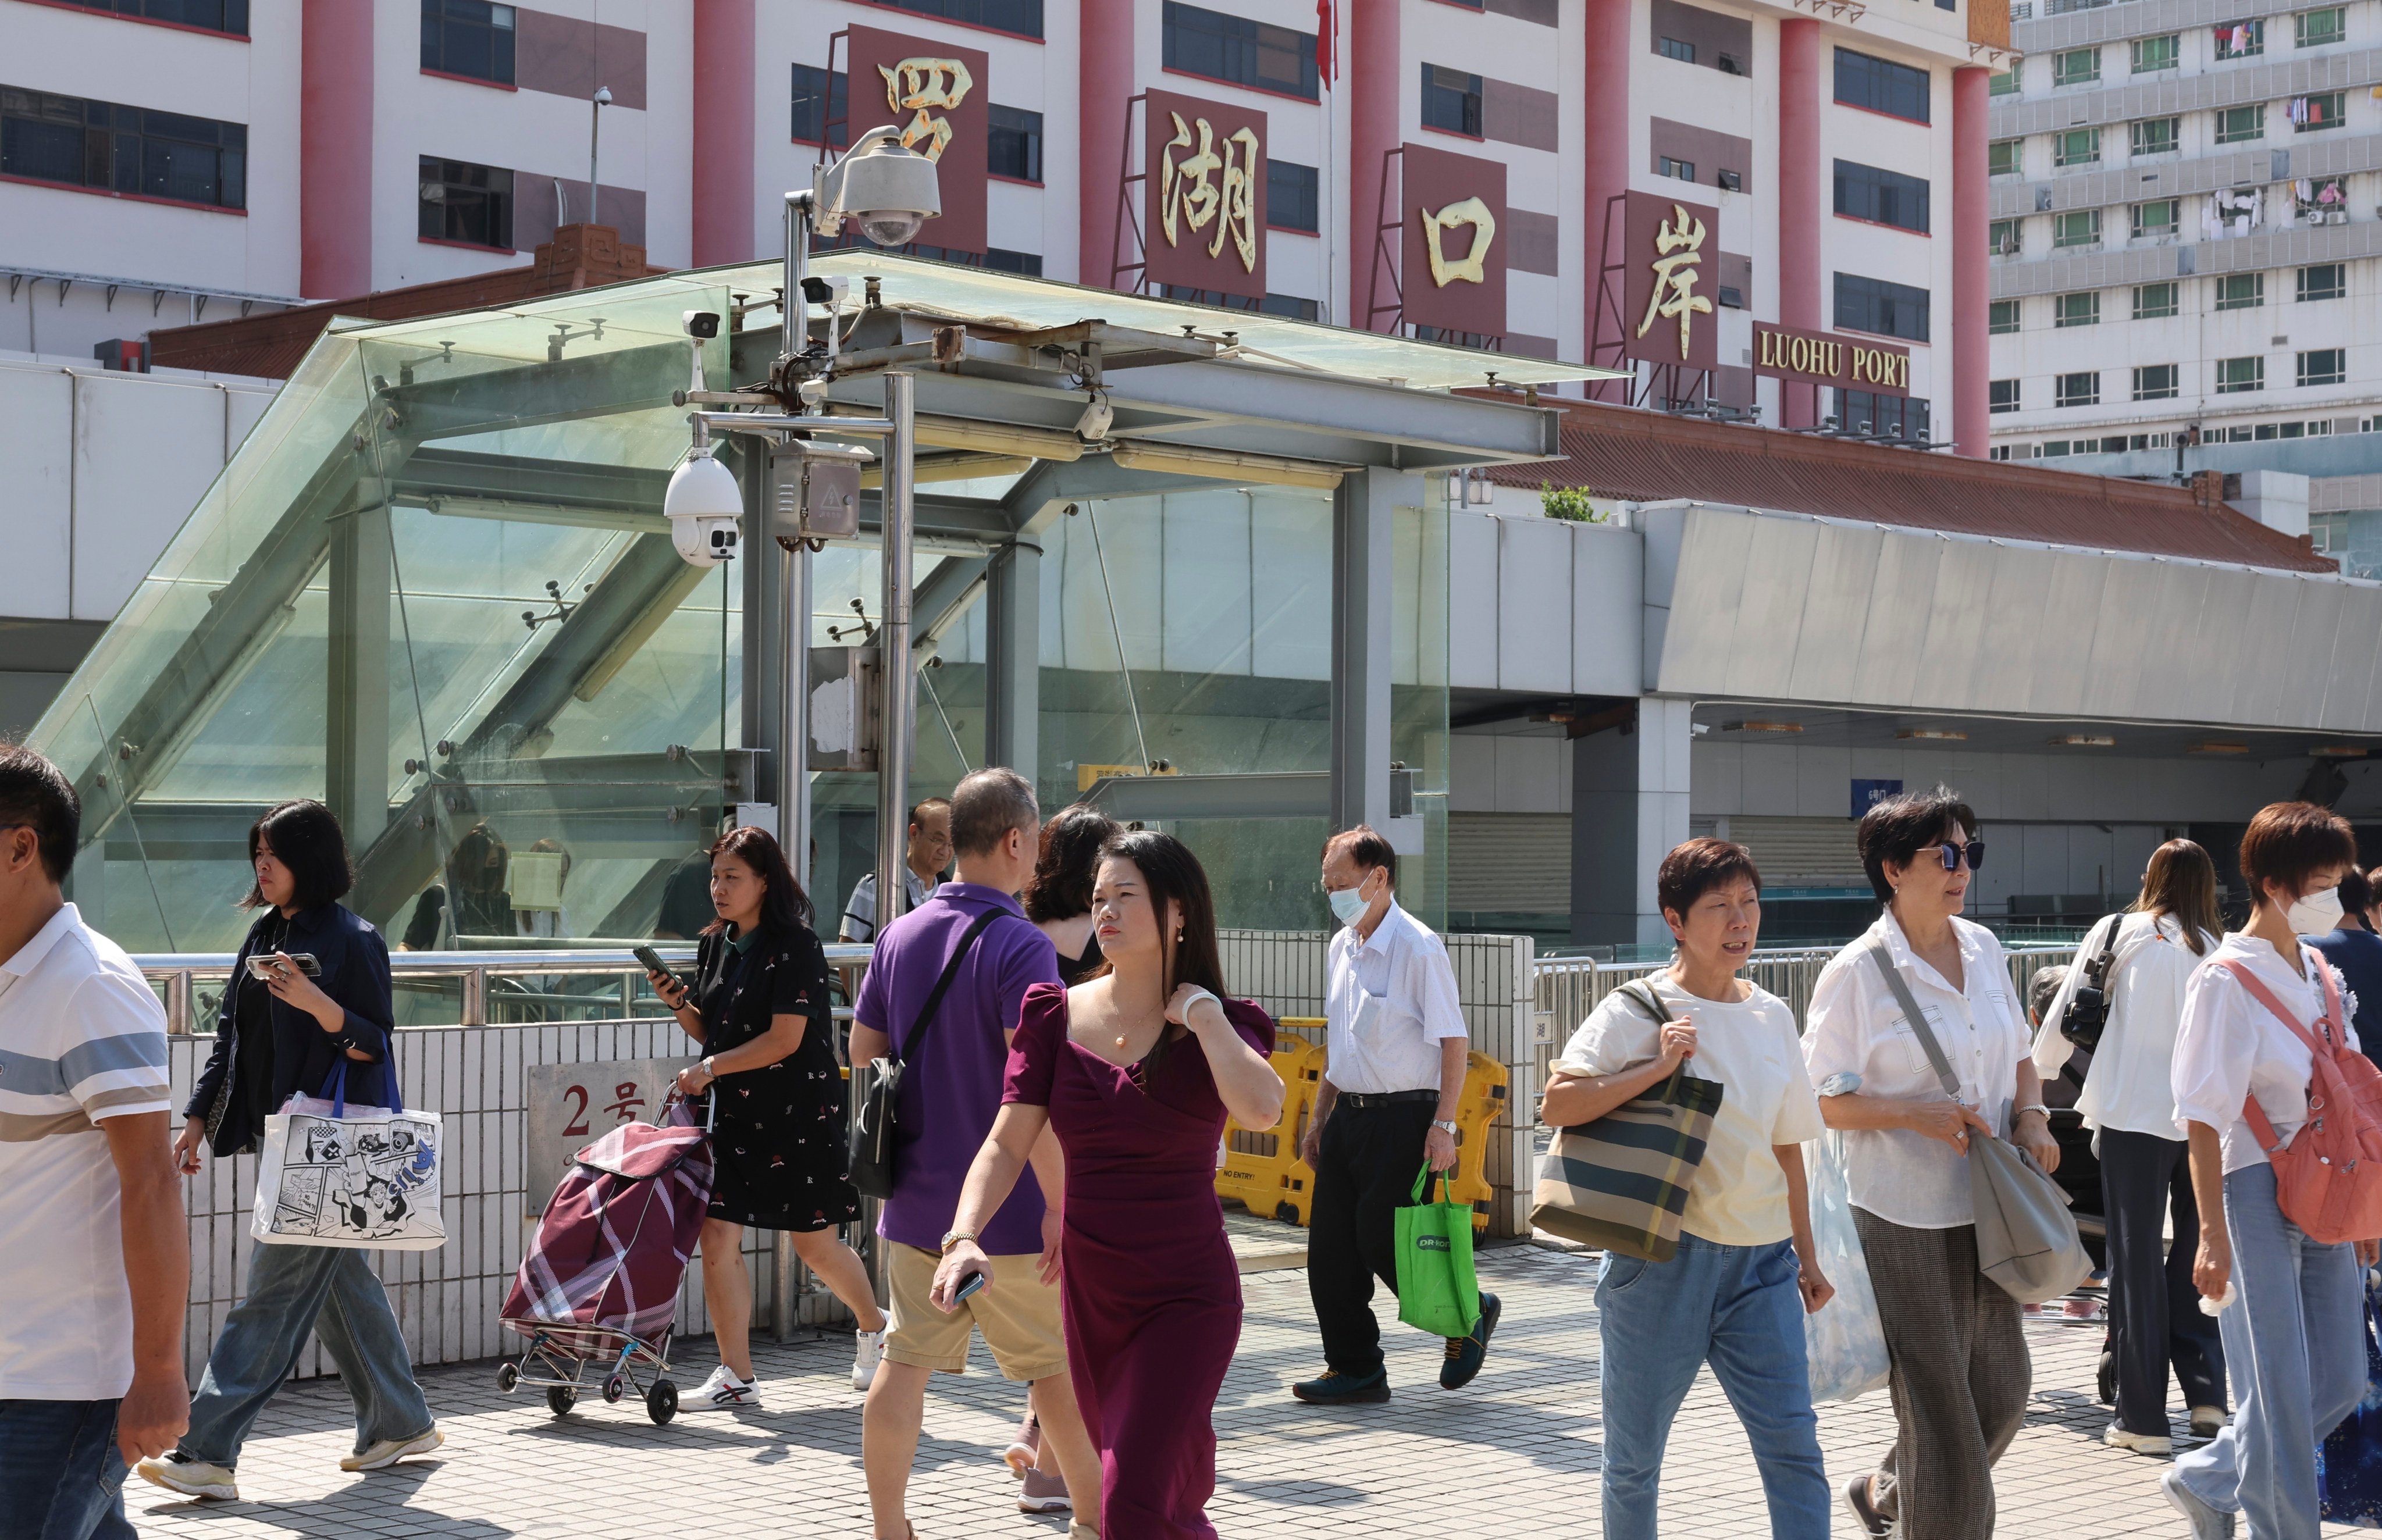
[2058,915,2124,1054]
[849,908,1002,1199]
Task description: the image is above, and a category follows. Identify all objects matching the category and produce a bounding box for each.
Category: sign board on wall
[1753,320,1911,395]
[525,1057,695,1211]
[1400,142,1507,337]
[1852,779,1905,819]
[1622,190,1720,372]
[1142,88,1268,301]
[844,24,989,255]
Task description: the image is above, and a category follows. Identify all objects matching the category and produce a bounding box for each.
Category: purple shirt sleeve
[1003,982,1067,1107]
[994,921,1064,1042]
[853,935,892,1032]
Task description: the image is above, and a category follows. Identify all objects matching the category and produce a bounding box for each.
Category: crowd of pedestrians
[8,730,2382,1540]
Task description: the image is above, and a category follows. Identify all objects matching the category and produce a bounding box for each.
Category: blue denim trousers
[1596,1235,1831,1540]
[2173,1163,2365,1540]
[0,1399,134,1540]
[180,1241,434,1466]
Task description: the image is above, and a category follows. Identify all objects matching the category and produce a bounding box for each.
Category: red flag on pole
[1316,0,1336,88]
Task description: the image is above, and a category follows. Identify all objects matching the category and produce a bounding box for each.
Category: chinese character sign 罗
[1636,202,1713,362]
[845,24,989,254]
[880,56,974,162]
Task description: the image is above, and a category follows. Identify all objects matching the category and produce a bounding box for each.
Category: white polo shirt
[0,902,173,1400]
[1324,900,1468,1096]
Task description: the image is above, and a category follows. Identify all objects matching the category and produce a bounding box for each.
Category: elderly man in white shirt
[1289,826,1496,1407]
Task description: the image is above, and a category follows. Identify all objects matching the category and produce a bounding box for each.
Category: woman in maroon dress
[934,831,1286,1540]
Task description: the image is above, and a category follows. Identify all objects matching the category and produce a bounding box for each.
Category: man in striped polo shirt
[0,746,187,1538]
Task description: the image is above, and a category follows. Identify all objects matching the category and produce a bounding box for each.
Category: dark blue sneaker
[1439,1292,1502,1389]
[1290,1366,1391,1404]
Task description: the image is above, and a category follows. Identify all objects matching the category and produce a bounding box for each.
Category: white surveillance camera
[814,127,941,248]
[665,447,743,566]
[1075,391,1113,441]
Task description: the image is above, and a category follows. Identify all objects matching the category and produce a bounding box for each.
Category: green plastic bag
[1394,1161,1481,1338]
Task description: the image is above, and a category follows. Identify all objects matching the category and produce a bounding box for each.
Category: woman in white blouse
[1804,787,2061,1540]
[2033,840,2228,1455]
[2162,802,2377,1540]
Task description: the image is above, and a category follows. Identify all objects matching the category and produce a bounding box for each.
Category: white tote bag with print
[251,1060,446,1252]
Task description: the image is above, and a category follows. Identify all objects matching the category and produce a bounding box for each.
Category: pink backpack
[2220,956,2382,1245]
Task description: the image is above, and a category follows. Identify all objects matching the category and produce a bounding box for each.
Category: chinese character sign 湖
[1160,112,1261,272]
[1636,202,1713,362]
[1141,90,1267,300]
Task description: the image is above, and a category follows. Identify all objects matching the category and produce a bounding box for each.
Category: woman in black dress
[1026,804,1123,985]
[643,826,885,1409]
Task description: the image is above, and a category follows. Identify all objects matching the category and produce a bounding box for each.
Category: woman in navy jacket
[138,801,441,1505]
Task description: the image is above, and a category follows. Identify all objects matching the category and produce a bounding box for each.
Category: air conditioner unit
[1718,168,1744,191]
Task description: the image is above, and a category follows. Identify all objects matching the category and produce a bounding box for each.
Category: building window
[1991,379,2021,413]
[0,86,247,209]
[2216,105,2264,142]
[1421,65,1483,136]
[2053,47,2101,87]
[2299,348,2347,386]
[1833,47,1931,124]
[1658,155,1697,183]
[1659,35,1696,63]
[1162,3,1319,101]
[878,0,1044,37]
[2134,363,2180,400]
[2216,19,2264,58]
[2056,371,2100,408]
[790,65,847,148]
[2134,281,2180,318]
[1260,293,1319,321]
[1989,218,2021,255]
[421,1,515,85]
[75,0,249,32]
[2299,262,2347,301]
[2216,355,2265,393]
[2053,208,2102,248]
[1835,271,1930,343]
[2055,291,2100,327]
[1991,299,2021,333]
[418,154,512,248]
[1989,69,2018,95]
[2296,7,2345,47]
[1836,391,1931,438]
[2294,91,2347,131]
[2214,272,2264,310]
[1989,138,2021,176]
[2132,34,2179,72]
[983,247,1044,275]
[2132,198,2180,238]
[1267,159,1318,232]
[1835,159,1930,233]
[2054,127,2100,167]
[987,105,1041,181]
[2131,116,2179,156]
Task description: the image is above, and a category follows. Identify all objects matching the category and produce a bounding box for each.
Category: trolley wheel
[647,1379,678,1425]
[546,1385,576,1417]
[496,1361,520,1392]
[603,1374,626,1404]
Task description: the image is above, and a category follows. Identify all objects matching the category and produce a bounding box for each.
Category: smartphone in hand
[633,946,684,996]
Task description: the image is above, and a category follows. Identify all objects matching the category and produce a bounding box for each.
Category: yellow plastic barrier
[1216,1021,1509,1234]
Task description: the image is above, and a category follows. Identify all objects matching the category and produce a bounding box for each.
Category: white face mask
[2287,886,2346,935]
[1327,872,1375,926]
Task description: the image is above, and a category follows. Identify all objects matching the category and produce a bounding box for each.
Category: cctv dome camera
[665,447,744,567]
[854,211,930,248]
[815,127,941,248]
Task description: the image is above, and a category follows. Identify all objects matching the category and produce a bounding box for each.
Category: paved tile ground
[130,1239,2359,1539]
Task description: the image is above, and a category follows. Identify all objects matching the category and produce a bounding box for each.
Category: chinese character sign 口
[1635,202,1714,361]
[1159,111,1261,273]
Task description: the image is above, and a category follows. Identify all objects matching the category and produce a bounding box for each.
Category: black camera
[683,311,721,340]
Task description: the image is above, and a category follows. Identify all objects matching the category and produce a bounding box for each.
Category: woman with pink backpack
[2163,802,2382,1540]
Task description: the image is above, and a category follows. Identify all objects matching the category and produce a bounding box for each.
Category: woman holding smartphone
[141,800,440,1505]
[644,825,886,1407]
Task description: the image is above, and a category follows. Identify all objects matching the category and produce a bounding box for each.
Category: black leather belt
[1336,1089,1439,1109]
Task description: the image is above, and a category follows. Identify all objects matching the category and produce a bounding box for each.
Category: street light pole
[874,371,917,934]
[589,86,612,226]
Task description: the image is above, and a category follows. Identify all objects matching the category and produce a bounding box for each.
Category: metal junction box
[770,447,863,544]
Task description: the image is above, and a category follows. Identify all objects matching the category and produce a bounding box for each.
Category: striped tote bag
[1530,982,1724,1261]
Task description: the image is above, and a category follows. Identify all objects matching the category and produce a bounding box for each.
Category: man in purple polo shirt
[854,767,1100,1540]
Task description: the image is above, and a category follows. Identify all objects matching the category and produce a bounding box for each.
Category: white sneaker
[2104,1423,2173,1456]
[136,1453,238,1502]
[692,1363,761,1409]
[2162,1468,2238,1539]
[340,1426,444,1471]
[2191,1404,2230,1438]
[852,1327,886,1391]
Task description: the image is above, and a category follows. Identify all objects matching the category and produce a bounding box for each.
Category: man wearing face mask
[1291,826,1496,1406]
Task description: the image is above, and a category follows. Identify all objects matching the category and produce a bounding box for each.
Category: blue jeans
[180,1242,434,1466]
[1596,1235,1831,1540]
[0,1399,134,1540]
[2174,1163,2365,1540]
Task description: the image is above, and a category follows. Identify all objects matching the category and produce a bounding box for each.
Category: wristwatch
[938,1229,979,1254]
[1430,1119,1459,1135]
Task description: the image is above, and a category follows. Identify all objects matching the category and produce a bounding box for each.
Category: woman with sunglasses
[1805,786,2060,1540]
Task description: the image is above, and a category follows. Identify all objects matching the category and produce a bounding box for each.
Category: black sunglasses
[1931,840,1986,872]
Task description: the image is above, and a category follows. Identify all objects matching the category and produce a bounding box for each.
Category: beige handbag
[1866,942,2093,1305]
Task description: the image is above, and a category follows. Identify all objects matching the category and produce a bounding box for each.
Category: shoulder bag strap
[896,908,1003,1071]
[1615,978,1694,1105]
[2214,958,2326,1154]
[1865,938,1966,1103]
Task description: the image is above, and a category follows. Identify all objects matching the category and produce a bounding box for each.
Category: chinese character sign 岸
[1619,191,1720,372]
[1636,202,1714,362]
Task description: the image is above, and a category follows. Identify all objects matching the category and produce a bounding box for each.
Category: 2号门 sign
[525,1057,696,1211]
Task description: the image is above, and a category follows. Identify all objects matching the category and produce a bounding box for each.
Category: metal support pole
[874,372,917,935]
[779,539,813,892]
[784,194,811,344]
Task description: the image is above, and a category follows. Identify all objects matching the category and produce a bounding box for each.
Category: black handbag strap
[893,908,1003,1071]
[2083,912,2123,988]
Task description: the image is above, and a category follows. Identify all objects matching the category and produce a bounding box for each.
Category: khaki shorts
[882,1243,1067,1381]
